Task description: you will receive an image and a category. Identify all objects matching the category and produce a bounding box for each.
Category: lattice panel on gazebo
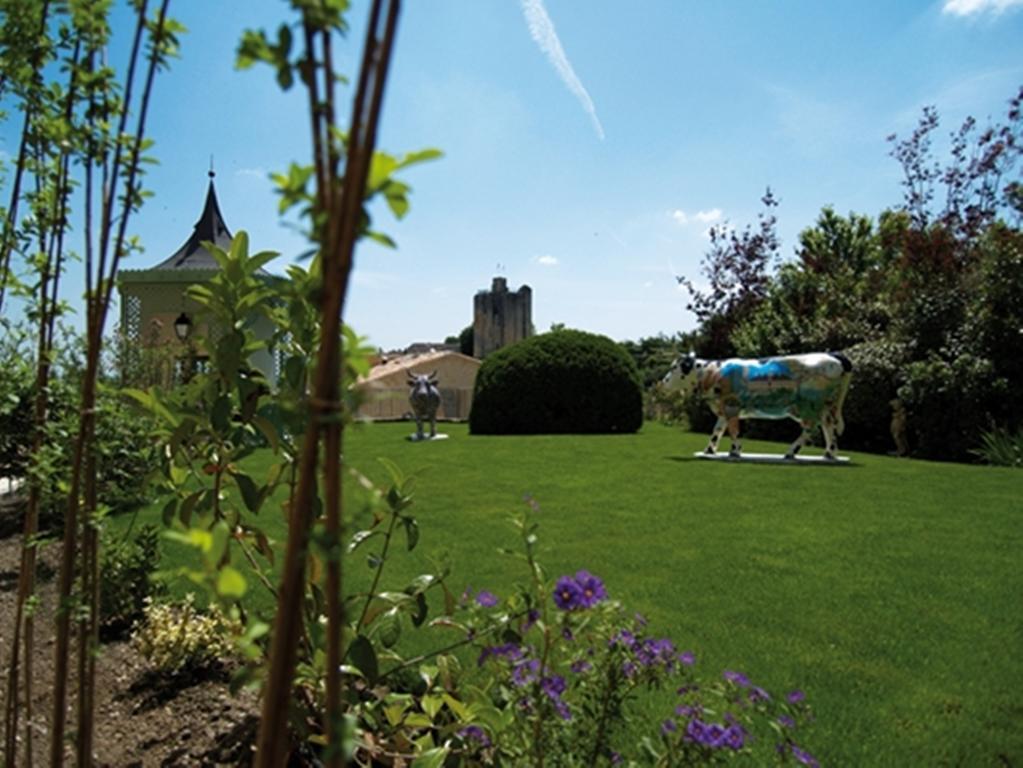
[123,293,142,344]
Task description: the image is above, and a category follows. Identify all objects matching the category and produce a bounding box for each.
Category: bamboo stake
[255,2,402,765]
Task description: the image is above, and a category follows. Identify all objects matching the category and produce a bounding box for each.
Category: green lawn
[114,421,1023,766]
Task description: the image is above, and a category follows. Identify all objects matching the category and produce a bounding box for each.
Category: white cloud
[519,0,605,140]
[533,254,559,267]
[694,208,722,223]
[670,208,721,225]
[943,0,1023,15]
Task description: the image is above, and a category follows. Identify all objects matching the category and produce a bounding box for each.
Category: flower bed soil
[0,492,260,767]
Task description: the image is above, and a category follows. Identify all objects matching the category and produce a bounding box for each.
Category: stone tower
[473,277,532,358]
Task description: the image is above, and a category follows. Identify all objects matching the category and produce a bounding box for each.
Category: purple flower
[684,718,742,750]
[512,658,540,687]
[678,651,696,666]
[685,718,708,745]
[787,689,806,704]
[637,637,677,668]
[554,698,572,720]
[634,612,648,626]
[475,590,498,607]
[749,686,771,703]
[791,746,820,767]
[477,642,523,667]
[522,609,540,631]
[554,576,583,610]
[609,629,636,649]
[778,714,796,729]
[570,659,592,674]
[541,674,567,700]
[722,724,746,750]
[723,670,751,687]
[622,661,637,678]
[661,718,677,735]
[574,570,607,607]
[562,626,574,642]
[458,724,491,748]
[706,723,726,746]
[610,751,623,765]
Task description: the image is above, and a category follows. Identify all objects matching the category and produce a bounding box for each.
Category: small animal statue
[408,371,441,440]
[663,352,853,460]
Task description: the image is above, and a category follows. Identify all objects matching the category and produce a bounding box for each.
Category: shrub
[842,339,910,454]
[899,352,1009,461]
[100,524,164,638]
[91,387,161,511]
[132,594,239,674]
[469,330,643,434]
[971,426,1023,467]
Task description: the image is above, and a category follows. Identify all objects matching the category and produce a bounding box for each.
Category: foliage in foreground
[342,500,819,767]
[470,329,644,435]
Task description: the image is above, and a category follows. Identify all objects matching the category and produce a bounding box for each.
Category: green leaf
[349,634,379,684]
[420,694,444,720]
[376,609,401,649]
[216,331,245,378]
[396,148,443,170]
[209,520,231,566]
[160,497,177,527]
[211,394,232,434]
[251,415,281,452]
[377,457,403,486]
[348,529,382,553]
[364,230,397,249]
[402,517,419,552]
[410,747,450,768]
[441,693,471,721]
[410,592,428,628]
[233,471,263,513]
[165,527,212,552]
[216,566,248,598]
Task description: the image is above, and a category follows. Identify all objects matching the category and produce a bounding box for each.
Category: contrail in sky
[519,0,605,140]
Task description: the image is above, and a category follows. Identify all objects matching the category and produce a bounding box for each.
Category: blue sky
[6,0,1023,350]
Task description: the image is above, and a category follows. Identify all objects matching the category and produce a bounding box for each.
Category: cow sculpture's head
[407,371,439,391]
[662,351,703,394]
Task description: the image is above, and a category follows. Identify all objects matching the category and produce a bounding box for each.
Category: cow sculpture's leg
[785,420,814,460]
[705,416,727,454]
[726,417,742,458]
[414,415,424,441]
[429,415,437,439]
[821,413,839,460]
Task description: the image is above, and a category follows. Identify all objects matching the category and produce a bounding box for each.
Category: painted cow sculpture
[408,371,441,440]
[662,352,853,460]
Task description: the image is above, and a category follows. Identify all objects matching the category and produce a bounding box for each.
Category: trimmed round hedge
[469,330,643,434]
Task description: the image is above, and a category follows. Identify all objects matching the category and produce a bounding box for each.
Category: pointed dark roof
[152,172,233,270]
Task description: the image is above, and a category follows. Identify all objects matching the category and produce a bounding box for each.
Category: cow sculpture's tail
[830,352,854,435]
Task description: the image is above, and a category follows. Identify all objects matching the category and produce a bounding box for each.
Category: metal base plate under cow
[693,452,849,465]
[407,433,449,442]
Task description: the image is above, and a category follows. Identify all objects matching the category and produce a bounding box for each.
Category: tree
[678,188,780,358]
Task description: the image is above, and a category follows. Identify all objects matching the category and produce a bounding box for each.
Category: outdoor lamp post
[173,311,192,342]
[173,312,195,383]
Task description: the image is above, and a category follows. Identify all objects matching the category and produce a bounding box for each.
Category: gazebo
[117,171,276,383]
